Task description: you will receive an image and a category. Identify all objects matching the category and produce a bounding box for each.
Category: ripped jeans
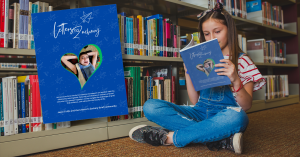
[143,85,249,147]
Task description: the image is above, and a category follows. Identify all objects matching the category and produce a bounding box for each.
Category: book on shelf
[0,0,52,50]
[246,0,284,29]
[180,38,231,91]
[0,75,71,136]
[247,38,286,64]
[118,13,181,57]
[109,65,176,122]
[263,75,289,100]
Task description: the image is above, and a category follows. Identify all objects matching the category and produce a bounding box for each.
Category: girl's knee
[143,99,166,118]
[224,109,249,129]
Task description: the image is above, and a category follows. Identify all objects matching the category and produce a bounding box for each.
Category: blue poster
[32,4,128,123]
[180,39,231,91]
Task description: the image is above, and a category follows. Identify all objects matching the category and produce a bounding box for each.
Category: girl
[129,2,266,154]
[61,48,98,88]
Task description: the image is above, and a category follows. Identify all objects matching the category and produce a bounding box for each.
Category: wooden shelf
[0,48,35,55]
[247,95,299,113]
[254,63,298,67]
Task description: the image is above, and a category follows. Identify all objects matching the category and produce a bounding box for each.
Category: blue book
[20,82,26,133]
[17,83,22,133]
[31,5,128,123]
[24,0,29,49]
[180,39,231,91]
[126,17,130,55]
[231,0,235,16]
[246,0,262,13]
[129,17,133,55]
[0,82,3,136]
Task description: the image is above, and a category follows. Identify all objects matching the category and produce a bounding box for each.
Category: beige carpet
[27,104,300,157]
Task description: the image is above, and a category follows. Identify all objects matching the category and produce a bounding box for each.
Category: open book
[179,38,231,91]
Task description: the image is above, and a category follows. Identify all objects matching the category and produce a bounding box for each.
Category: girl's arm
[184,63,200,105]
[87,51,98,68]
[215,59,253,111]
[61,55,78,74]
[232,78,254,111]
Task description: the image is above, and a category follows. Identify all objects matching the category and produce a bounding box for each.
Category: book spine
[137,18,140,55]
[24,0,28,49]
[18,0,23,49]
[4,0,9,47]
[8,5,13,48]
[31,4,35,49]
[25,83,29,132]
[28,77,31,132]
[0,82,3,136]
[17,83,22,133]
[13,79,18,134]
[14,3,19,49]
[0,0,5,47]
[21,82,26,133]
[7,78,14,135]
[36,76,41,131]
[121,14,128,54]
[3,78,10,135]
[28,2,31,49]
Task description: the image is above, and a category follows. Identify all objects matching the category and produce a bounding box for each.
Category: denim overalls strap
[197,53,245,109]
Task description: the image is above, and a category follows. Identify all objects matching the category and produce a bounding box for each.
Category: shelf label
[0,32,4,38]
[9,33,13,39]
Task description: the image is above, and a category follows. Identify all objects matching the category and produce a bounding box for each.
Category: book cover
[180,39,231,91]
[31,5,128,123]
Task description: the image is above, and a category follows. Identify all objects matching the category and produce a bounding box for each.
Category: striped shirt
[224,54,266,92]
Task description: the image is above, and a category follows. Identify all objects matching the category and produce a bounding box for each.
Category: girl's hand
[214,59,240,84]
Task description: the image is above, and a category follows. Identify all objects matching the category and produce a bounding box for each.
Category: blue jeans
[143,85,249,147]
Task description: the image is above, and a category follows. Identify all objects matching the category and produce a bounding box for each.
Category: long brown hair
[198,9,243,71]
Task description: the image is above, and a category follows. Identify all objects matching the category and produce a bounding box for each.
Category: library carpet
[28,103,300,157]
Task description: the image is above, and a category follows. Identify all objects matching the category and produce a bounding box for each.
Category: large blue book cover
[31,4,128,123]
[180,39,231,91]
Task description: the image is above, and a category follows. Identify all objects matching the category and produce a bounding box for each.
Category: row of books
[0,0,53,49]
[0,63,37,69]
[0,76,70,137]
[118,13,181,57]
[108,66,176,122]
[247,0,284,29]
[247,39,286,64]
[0,54,36,58]
[180,0,248,19]
[262,75,289,100]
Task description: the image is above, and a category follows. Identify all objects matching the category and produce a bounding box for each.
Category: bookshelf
[0,0,299,156]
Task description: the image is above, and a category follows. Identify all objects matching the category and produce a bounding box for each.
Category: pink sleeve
[238,55,266,92]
